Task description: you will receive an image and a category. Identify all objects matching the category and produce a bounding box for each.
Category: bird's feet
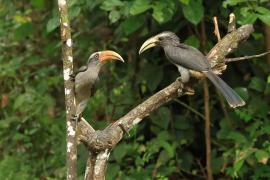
[184,86,195,96]
[71,114,79,122]
[176,77,182,82]
[69,74,75,81]
[176,76,190,83]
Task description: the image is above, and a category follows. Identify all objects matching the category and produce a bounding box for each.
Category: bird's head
[87,50,124,65]
[139,31,180,54]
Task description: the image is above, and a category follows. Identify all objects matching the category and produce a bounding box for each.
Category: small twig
[213,17,221,41]
[173,99,205,120]
[225,51,270,62]
[196,159,207,179]
[228,13,236,33]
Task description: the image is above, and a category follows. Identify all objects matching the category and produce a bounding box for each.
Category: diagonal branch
[78,80,184,152]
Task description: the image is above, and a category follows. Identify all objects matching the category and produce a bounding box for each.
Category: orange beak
[98,50,124,63]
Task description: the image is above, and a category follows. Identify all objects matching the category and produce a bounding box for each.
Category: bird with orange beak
[71,50,124,120]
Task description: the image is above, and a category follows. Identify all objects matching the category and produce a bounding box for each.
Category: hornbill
[139,31,245,108]
[71,50,124,120]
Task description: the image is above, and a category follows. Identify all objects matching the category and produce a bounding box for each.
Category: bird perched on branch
[70,50,124,120]
[139,31,245,108]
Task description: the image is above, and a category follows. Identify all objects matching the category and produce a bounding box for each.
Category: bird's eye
[159,37,164,41]
[94,53,99,59]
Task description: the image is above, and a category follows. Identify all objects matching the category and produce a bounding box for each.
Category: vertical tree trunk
[57,0,77,179]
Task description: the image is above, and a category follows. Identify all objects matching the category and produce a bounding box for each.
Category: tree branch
[78,80,184,152]
[84,150,110,180]
[207,24,254,68]
[228,13,236,33]
[225,51,270,62]
[57,0,77,179]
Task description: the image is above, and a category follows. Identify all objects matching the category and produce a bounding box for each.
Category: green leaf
[46,17,60,32]
[248,97,269,118]
[100,0,124,11]
[234,87,249,100]
[184,35,200,48]
[255,6,270,15]
[159,140,174,158]
[255,150,269,164]
[112,143,128,163]
[130,0,151,15]
[13,93,34,111]
[258,14,270,26]
[156,150,171,166]
[234,109,252,122]
[151,107,170,129]
[106,164,120,180]
[182,0,204,25]
[14,23,34,40]
[233,148,254,176]
[120,16,144,35]
[267,75,270,83]
[152,1,176,24]
[238,7,258,25]
[109,10,121,23]
[30,0,45,9]
[249,77,265,92]
[179,0,190,5]
[69,6,81,20]
[141,64,163,91]
[227,131,247,143]
[223,0,248,8]
[174,115,190,130]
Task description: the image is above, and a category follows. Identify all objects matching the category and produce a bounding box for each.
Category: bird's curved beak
[139,36,160,54]
[99,50,124,63]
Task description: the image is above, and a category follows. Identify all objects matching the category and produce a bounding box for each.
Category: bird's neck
[161,40,180,48]
[88,62,102,72]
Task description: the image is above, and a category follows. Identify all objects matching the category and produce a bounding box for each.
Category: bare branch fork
[79,23,255,179]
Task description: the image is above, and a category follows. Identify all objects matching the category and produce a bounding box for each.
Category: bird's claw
[69,74,75,81]
[176,77,182,82]
[177,88,183,96]
[71,114,79,122]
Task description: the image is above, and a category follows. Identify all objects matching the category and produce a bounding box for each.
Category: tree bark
[57,0,77,179]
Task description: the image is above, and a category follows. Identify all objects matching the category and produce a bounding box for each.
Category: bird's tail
[204,71,245,108]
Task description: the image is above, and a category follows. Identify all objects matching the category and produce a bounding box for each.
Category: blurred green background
[0,0,270,179]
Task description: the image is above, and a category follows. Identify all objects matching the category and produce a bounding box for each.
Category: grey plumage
[74,63,101,116]
[71,51,124,120]
[139,31,245,108]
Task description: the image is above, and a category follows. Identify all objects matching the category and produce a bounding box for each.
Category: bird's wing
[71,66,88,78]
[165,44,210,72]
[90,76,99,97]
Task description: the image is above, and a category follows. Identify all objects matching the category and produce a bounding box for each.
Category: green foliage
[0,0,269,179]
[182,0,204,25]
[223,0,270,25]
